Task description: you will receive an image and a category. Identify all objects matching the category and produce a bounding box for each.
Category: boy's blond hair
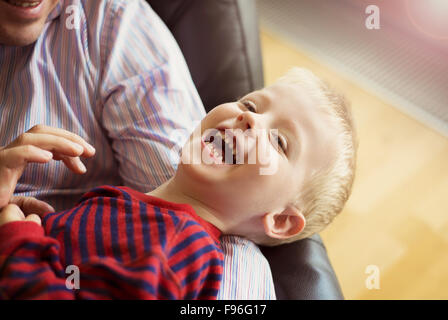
[257,67,358,246]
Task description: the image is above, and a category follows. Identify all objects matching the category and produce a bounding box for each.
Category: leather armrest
[261,234,344,300]
[146,0,263,111]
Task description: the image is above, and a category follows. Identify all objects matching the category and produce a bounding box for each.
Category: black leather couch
[146,0,344,300]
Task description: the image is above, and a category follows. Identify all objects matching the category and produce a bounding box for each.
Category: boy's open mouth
[203,129,238,165]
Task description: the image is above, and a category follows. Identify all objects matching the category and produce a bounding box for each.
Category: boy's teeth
[6,0,40,7]
[204,131,240,164]
[205,141,224,163]
[222,133,238,157]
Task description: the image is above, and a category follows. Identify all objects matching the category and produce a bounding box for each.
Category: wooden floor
[260,30,448,299]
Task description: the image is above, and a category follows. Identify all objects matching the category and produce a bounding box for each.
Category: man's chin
[0,23,44,46]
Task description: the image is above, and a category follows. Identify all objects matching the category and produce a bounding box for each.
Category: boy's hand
[0,124,96,210]
[0,203,42,227]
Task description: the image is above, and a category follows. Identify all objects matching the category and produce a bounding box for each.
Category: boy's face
[177,82,339,236]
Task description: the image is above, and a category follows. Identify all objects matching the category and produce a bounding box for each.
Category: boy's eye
[271,131,287,154]
[242,100,257,113]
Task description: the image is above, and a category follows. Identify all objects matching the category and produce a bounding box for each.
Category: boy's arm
[0,209,181,299]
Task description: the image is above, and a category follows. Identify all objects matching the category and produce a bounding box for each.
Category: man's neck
[147,177,227,232]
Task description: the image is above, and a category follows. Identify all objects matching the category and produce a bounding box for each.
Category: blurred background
[257,0,448,299]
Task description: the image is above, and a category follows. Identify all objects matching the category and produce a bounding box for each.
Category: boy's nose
[236,111,257,130]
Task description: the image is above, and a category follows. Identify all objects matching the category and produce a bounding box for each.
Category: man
[1,0,202,210]
[0,0,275,299]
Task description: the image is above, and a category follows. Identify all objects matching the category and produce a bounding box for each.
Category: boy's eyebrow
[282,118,301,157]
[284,119,300,142]
[257,91,271,108]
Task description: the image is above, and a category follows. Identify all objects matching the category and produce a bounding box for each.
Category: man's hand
[0,124,96,211]
[0,203,42,227]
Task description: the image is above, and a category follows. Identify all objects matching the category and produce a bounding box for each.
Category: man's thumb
[25,214,42,226]
[10,196,55,216]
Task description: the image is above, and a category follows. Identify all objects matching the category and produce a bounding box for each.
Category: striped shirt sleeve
[98,0,204,191]
[218,236,276,300]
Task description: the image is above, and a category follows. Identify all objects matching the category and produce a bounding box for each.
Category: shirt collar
[46,0,64,22]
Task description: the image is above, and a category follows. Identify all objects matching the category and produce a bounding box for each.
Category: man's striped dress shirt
[0,185,223,299]
[0,0,204,209]
[0,0,275,299]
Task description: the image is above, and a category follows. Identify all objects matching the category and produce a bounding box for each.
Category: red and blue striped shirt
[0,185,223,299]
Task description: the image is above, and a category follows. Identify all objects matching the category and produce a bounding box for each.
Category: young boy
[0,68,357,299]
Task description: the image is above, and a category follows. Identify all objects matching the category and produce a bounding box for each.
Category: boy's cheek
[259,156,279,176]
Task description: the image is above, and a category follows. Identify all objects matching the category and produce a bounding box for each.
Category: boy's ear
[262,206,306,240]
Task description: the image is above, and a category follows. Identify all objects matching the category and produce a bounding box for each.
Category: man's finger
[9,133,86,158]
[27,125,96,157]
[60,156,87,174]
[0,204,25,227]
[0,146,53,208]
[10,196,55,216]
[25,214,42,226]
[0,145,53,169]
